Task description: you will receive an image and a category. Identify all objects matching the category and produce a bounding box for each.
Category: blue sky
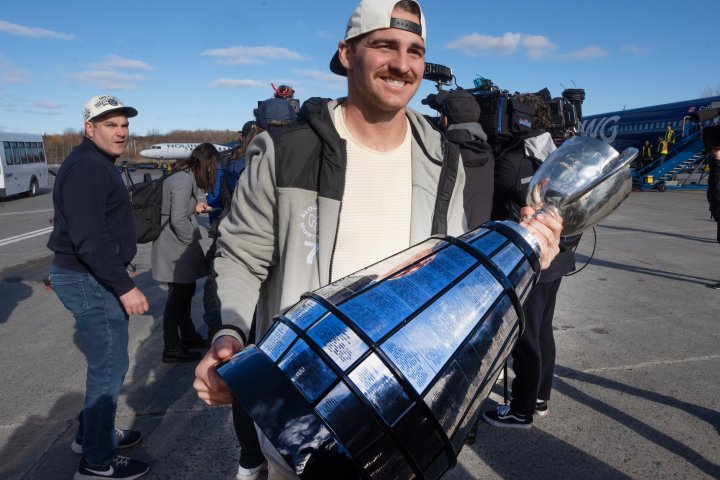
[1,0,718,136]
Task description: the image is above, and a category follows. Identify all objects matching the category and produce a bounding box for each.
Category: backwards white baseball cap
[82,95,138,122]
[329,0,426,76]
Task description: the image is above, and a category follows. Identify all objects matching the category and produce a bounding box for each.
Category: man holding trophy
[194,0,563,478]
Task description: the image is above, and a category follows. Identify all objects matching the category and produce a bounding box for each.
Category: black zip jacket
[47,137,137,296]
[443,124,495,228]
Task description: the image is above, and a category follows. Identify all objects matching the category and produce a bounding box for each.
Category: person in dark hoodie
[437,89,495,227]
[47,95,150,480]
[482,93,579,430]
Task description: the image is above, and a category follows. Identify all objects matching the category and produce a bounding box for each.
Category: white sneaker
[237,460,268,480]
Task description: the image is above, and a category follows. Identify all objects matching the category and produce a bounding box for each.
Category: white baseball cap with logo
[329,0,426,76]
[82,95,138,122]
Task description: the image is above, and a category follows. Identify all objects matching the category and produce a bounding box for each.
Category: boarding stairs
[632,132,708,191]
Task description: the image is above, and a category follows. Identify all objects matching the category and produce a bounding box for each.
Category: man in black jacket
[703,125,720,289]
[437,89,495,227]
[47,95,150,480]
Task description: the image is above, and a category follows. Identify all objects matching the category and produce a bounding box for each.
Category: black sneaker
[72,428,142,454]
[535,400,549,417]
[482,404,532,429]
[709,282,720,290]
[75,455,149,480]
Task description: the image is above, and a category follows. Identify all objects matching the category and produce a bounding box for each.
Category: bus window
[24,142,33,164]
[32,142,40,163]
[38,143,46,163]
[9,142,18,165]
[3,142,12,165]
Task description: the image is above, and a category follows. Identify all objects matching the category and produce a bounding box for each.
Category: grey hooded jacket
[151,170,207,283]
[214,97,467,341]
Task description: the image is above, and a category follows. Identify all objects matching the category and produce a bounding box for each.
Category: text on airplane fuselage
[581,115,621,144]
[164,144,196,149]
[582,101,718,144]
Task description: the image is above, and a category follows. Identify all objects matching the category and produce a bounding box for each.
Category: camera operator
[436,89,495,227]
[703,125,720,289]
[482,93,580,429]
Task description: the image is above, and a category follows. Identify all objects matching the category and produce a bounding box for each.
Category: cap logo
[94,96,119,109]
[389,17,422,36]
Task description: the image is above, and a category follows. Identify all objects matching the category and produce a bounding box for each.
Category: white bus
[0,132,49,198]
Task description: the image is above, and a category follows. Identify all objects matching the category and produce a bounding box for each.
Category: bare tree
[701,83,720,97]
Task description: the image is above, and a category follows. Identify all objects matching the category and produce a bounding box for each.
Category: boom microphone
[690,108,719,122]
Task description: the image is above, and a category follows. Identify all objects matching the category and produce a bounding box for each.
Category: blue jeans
[50,265,130,467]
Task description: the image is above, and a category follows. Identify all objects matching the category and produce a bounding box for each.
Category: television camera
[422,62,586,144]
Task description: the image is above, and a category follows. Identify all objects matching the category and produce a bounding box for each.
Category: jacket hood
[298,97,446,165]
[444,128,493,168]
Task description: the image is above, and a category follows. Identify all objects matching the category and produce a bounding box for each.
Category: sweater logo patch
[300,206,318,240]
[300,205,318,264]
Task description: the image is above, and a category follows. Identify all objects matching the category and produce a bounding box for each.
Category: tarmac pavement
[0,183,718,480]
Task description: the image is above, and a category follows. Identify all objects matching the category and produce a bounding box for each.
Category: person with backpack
[151,143,217,363]
[435,88,495,228]
[47,95,150,480]
[482,93,578,430]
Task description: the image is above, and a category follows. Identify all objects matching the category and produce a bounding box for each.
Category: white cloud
[0,20,74,40]
[66,54,151,90]
[447,32,605,61]
[211,78,267,88]
[93,55,152,71]
[446,32,523,55]
[65,70,145,90]
[561,46,608,60]
[522,35,557,60]
[201,46,308,65]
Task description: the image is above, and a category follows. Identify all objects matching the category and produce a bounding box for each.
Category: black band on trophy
[302,291,457,476]
[216,347,361,479]
[292,294,428,478]
[483,221,542,280]
[441,234,529,336]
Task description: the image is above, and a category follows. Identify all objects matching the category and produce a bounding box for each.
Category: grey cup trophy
[217,136,637,480]
[526,135,637,235]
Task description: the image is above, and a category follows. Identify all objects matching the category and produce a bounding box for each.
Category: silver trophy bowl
[526,136,638,236]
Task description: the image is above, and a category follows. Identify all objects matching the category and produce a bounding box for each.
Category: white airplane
[139,143,233,160]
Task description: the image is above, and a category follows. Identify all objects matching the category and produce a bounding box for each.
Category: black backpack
[128,172,174,243]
